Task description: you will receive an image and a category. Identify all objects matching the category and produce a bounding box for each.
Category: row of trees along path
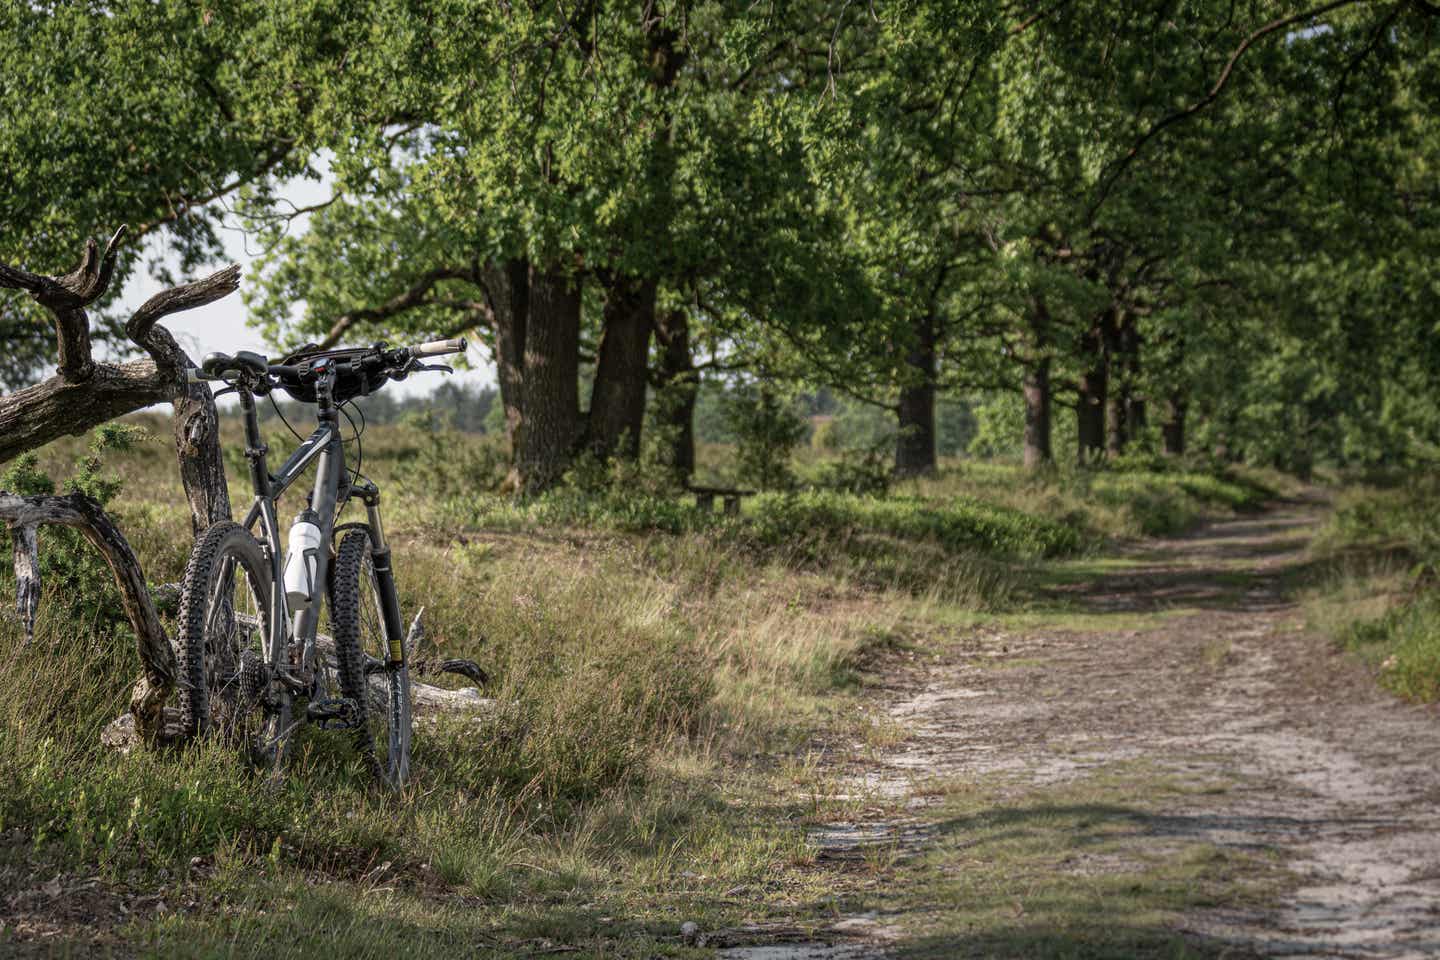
[4,3,1437,489]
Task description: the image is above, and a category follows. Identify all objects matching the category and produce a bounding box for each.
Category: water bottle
[283,509,323,610]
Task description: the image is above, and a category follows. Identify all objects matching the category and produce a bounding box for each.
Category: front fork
[361,489,408,666]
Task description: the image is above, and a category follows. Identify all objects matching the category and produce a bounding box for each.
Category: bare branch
[317,266,473,348]
[0,226,129,382]
[0,262,46,295]
[127,263,242,361]
[52,225,127,306]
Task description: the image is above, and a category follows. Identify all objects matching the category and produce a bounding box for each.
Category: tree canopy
[2,0,1437,484]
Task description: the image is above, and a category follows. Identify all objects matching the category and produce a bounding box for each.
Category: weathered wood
[11,523,38,641]
[0,227,241,745]
[0,229,238,478]
[0,358,174,464]
[1,227,126,383]
[0,492,175,744]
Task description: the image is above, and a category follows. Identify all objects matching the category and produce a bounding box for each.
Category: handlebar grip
[412,338,467,358]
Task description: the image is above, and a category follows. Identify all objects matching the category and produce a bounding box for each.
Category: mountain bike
[178,338,467,787]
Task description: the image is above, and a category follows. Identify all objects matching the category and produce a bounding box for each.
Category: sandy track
[800,501,1440,959]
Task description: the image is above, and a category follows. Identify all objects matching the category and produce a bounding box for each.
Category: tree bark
[1103,308,1128,456]
[588,275,655,460]
[1122,311,1145,444]
[895,312,938,478]
[1023,300,1053,471]
[1161,394,1187,456]
[0,360,175,464]
[480,259,530,453]
[513,266,582,493]
[1076,316,1107,466]
[653,309,696,485]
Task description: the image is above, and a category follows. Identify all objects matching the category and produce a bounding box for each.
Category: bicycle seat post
[236,382,272,501]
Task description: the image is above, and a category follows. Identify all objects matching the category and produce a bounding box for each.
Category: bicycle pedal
[306,697,361,730]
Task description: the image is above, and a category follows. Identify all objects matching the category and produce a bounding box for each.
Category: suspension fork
[358,486,408,666]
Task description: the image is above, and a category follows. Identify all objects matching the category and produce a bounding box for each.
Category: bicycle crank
[305,697,361,730]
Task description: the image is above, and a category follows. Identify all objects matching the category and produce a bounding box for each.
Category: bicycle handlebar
[411,338,467,358]
[186,337,468,390]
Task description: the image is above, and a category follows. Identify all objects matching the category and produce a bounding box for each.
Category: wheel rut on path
[792,500,1440,959]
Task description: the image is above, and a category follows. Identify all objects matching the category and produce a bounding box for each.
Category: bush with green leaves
[394,409,509,497]
[802,439,893,496]
[747,490,1084,560]
[725,382,808,491]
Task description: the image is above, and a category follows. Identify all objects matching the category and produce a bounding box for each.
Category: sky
[112,164,497,402]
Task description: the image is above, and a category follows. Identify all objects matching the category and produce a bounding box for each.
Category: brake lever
[410,362,454,375]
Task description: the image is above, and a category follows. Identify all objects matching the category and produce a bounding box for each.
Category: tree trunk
[653,308,696,485]
[1023,362,1053,471]
[895,313,938,477]
[1122,312,1145,444]
[1023,299,1053,471]
[1102,308,1127,456]
[1076,316,1107,466]
[513,266,582,493]
[172,370,231,534]
[480,259,530,453]
[1161,394,1186,456]
[588,275,655,460]
[0,230,240,744]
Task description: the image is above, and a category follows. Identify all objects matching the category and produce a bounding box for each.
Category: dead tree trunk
[0,493,176,743]
[1,226,239,743]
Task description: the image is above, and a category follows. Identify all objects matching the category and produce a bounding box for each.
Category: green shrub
[747,490,1083,559]
[726,383,807,491]
[802,439,893,496]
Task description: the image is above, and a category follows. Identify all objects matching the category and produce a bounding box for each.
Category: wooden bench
[688,485,756,516]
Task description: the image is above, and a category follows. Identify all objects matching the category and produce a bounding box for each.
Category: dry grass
[0,415,1288,957]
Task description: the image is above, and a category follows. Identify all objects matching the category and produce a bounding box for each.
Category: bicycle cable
[338,399,365,495]
[268,390,307,445]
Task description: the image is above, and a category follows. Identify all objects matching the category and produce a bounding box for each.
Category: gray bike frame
[233,373,407,695]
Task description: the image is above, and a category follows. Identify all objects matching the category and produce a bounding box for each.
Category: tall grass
[0,415,1283,942]
[1307,478,1440,701]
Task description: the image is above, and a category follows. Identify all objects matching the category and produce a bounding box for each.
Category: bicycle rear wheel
[330,529,412,788]
[176,521,291,774]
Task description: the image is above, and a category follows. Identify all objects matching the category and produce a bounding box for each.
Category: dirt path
[742,499,1440,959]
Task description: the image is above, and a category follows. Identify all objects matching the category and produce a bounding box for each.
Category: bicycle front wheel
[175,521,291,774]
[330,529,412,788]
